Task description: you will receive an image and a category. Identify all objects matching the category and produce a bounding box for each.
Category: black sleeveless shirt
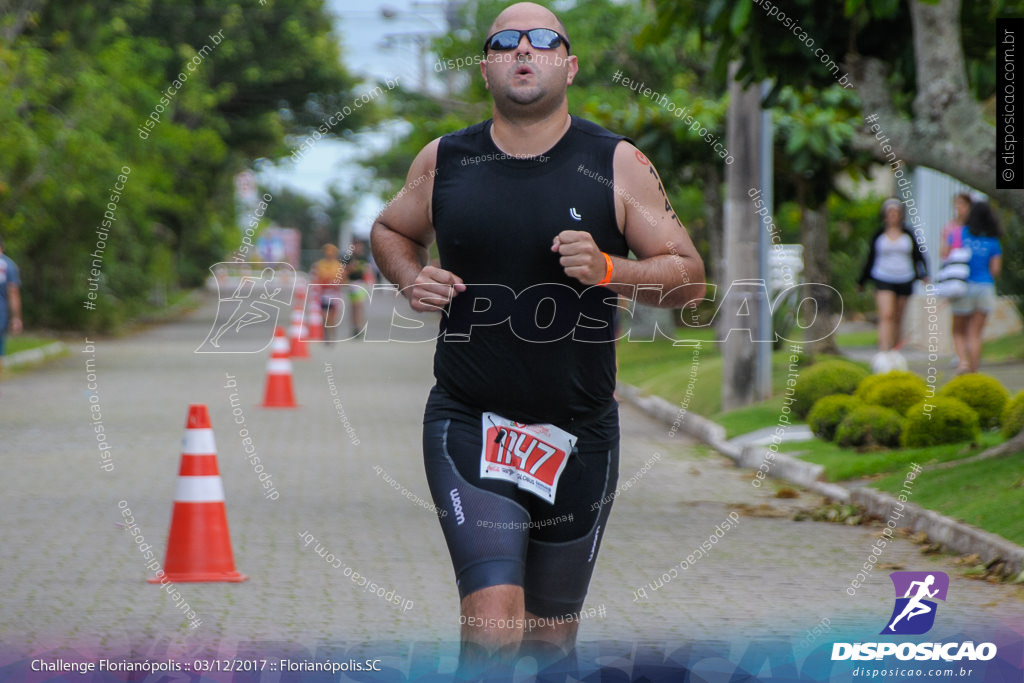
[425,115,629,442]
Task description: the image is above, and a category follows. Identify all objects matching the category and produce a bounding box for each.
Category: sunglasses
[483,28,570,55]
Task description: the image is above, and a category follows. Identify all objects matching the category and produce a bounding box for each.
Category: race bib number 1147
[480,413,576,504]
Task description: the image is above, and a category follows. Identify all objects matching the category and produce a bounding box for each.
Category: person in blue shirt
[0,235,23,377]
[948,202,1003,374]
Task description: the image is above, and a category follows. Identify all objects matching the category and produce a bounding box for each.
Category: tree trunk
[798,190,839,357]
[847,0,1024,217]
[701,161,724,340]
[721,68,767,410]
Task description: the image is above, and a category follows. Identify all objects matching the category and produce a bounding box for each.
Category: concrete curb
[3,294,200,374]
[618,381,1024,576]
[850,488,1024,576]
[616,384,728,447]
[617,382,847,501]
[5,341,67,368]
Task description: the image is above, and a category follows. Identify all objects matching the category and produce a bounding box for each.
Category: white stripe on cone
[267,358,292,374]
[182,428,216,455]
[174,475,226,502]
[290,310,308,335]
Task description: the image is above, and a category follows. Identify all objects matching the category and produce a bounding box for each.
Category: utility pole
[721,65,768,411]
[757,81,774,400]
[381,1,466,95]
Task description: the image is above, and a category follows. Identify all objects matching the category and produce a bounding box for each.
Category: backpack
[935,227,970,298]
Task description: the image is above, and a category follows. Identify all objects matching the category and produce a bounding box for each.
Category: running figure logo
[881,571,949,635]
[196,262,295,353]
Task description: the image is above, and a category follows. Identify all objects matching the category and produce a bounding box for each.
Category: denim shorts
[950,282,997,316]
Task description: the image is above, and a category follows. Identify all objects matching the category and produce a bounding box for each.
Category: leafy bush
[855,371,921,400]
[1002,391,1024,439]
[808,395,862,442]
[835,405,904,449]
[792,360,870,419]
[861,374,929,416]
[938,375,1010,430]
[902,398,980,448]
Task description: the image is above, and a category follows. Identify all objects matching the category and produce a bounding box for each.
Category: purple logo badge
[881,571,949,635]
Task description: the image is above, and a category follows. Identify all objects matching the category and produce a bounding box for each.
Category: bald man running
[371,2,705,677]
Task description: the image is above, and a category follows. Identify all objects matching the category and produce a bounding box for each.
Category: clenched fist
[551,230,610,285]
[405,265,466,312]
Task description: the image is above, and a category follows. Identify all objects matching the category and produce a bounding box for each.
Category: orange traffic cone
[149,405,248,583]
[289,288,311,358]
[262,326,298,408]
[307,286,324,342]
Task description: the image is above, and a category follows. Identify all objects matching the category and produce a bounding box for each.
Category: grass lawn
[872,453,1024,547]
[783,432,1004,482]
[834,329,878,348]
[981,330,1024,363]
[712,396,787,439]
[616,334,804,417]
[616,334,719,415]
[5,335,59,354]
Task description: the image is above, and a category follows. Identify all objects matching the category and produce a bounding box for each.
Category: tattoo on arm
[648,166,684,229]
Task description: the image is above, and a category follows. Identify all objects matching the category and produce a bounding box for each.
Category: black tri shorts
[872,278,915,297]
[422,388,620,618]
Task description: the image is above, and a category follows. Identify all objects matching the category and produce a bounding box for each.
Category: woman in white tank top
[857,198,929,351]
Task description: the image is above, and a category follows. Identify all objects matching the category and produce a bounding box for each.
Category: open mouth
[513,63,534,76]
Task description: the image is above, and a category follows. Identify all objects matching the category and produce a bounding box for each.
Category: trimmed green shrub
[835,405,904,449]
[792,360,870,419]
[855,370,921,400]
[1002,391,1024,439]
[861,374,929,416]
[938,374,1010,429]
[808,395,862,442]
[902,397,980,447]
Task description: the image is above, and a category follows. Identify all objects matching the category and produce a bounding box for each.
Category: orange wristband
[597,252,613,286]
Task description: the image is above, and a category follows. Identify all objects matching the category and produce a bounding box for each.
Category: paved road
[1,292,1022,664]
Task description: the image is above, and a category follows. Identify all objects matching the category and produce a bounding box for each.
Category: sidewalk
[837,317,1024,393]
[1,292,1022,664]
[841,345,1024,393]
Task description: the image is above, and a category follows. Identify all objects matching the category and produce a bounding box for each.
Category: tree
[771,85,874,355]
[649,0,1024,217]
[0,0,370,329]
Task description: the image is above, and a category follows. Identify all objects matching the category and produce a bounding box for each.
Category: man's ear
[480,60,490,90]
[565,55,579,86]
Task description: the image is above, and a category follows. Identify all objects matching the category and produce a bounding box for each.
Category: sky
[256,1,455,239]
